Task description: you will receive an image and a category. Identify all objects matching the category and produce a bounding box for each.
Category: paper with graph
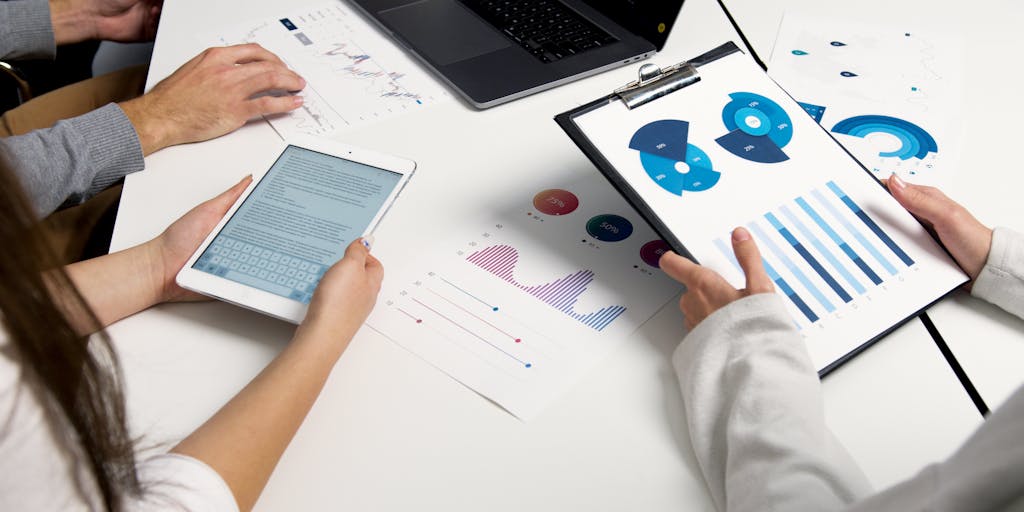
[211,2,449,138]
[768,13,965,186]
[367,175,682,420]
[569,49,967,374]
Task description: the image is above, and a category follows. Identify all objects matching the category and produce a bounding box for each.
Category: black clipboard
[553,42,968,376]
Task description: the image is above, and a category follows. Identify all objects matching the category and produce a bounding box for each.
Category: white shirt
[0,333,238,511]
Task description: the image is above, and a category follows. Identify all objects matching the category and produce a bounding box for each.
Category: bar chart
[716,181,917,328]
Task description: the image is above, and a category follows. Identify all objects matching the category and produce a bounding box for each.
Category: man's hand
[660,227,775,330]
[119,44,306,155]
[50,0,162,45]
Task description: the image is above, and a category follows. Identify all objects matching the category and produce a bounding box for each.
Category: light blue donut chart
[721,92,793,148]
[831,115,938,160]
[718,92,793,164]
[630,119,721,195]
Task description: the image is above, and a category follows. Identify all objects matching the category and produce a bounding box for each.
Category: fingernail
[361,235,375,250]
[293,95,304,106]
[732,227,751,242]
[890,173,907,191]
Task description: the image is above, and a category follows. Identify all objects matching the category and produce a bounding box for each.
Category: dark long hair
[0,156,139,509]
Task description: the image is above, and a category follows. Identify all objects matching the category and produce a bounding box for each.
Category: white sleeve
[672,293,872,512]
[972,227,1024,319]
[126,453,239,512]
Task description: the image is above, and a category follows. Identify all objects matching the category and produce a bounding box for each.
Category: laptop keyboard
[460,0,618,63]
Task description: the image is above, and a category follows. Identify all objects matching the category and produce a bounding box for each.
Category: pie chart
[629,119,720,195]
[831,115,937,160]
[715,92,793,164]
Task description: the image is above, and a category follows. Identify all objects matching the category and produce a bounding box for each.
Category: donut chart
[831,115,938,160]
[629,120,720,195]
[715,92,793,164]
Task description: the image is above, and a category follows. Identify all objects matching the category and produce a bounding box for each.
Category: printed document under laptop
[349,0,685,108]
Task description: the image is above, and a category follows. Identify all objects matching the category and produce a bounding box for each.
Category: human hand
[300,239,384,341]
[50,0,162,45]
[887,174,992,281]
[660,227,775,330]
[143,175,252,303]
[119,44,306,155]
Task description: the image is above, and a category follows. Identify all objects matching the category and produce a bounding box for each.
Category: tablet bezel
[175,135,415,324]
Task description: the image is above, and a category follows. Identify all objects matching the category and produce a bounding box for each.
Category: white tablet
[176,136,415,323]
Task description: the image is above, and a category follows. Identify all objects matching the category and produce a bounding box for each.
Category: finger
[887,174,956,226]
[658,251,703,287]
[341,238,370,266]
[232,61,306,91]
[221,43,286,65]
[248,95,304,117]
[731,227,773,293]
[201,175,252,214]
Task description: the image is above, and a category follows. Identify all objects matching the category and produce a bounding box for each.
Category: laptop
[349,0,686,108]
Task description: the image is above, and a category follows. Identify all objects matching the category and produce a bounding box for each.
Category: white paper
[210,2,449,138]
[768,13,965,187]
[367,176,683,420]
[573,51,967,372]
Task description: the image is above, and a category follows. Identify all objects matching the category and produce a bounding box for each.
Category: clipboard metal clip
[614,61,700,109]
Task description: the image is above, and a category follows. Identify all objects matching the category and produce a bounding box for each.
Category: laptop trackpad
[378,0,510,66]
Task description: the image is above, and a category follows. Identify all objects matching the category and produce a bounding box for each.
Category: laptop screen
[584,0,685,51]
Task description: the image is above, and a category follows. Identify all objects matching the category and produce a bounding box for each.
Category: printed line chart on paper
[366,176,683,420]
[211,2,450,138]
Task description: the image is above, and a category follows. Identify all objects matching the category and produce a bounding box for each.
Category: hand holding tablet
[176,136,415,323]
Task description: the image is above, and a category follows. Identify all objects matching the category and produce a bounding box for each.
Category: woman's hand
[887,174,992,281]
[660,227,775,330]
[298,239,384,342]
[145,175,252,303]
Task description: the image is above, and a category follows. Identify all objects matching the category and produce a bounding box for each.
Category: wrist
[119,95,172,156]
[49,0,98,45]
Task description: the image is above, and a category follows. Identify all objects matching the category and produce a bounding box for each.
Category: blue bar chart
[717,181,917,328]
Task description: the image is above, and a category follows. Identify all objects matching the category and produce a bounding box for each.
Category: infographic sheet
[367,176,683,420]
[211,2,449,138]
[572,51,967,372]
[768,13,965,186]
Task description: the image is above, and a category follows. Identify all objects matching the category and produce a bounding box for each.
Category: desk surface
[109,0,1018,509]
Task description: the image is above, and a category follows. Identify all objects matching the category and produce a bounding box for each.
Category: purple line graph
[466,245,626,331]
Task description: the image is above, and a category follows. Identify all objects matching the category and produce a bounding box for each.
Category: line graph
[467,245,627,331]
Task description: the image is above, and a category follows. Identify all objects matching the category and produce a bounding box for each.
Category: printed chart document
[768,13,965,186]
[367,176,682,420]
[562,48,967,373]
[210,2,449,138]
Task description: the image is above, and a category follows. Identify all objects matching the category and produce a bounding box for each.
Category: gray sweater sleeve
[673,227,1024,512]
[0,0,56,60]
[0,103,145,217]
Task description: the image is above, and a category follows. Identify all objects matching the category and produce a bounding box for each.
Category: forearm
[62,241,162,333]
[171,320,361,511]
[674,294,871,512]
[0,103,144,217]
[972,227,1024,319]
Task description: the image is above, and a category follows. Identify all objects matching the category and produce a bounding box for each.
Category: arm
[661,229,872,512]
[1,104,144,217]
[0,0,56,60]
[169,240,382,511]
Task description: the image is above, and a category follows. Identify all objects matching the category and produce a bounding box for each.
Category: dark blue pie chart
[715,92,793,164]
[629,120,720,195]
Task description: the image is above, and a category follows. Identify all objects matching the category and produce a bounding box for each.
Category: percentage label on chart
[586,214,633,242]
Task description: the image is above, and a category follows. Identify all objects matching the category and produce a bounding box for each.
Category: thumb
[203,175,252,215]
[887,174,951,226]
[731,227,773,293]
[341,237,371,265]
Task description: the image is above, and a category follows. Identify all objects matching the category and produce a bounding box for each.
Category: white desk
[109,0,999,509]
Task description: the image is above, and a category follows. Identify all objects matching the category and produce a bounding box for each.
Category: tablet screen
[191,145,403,304]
